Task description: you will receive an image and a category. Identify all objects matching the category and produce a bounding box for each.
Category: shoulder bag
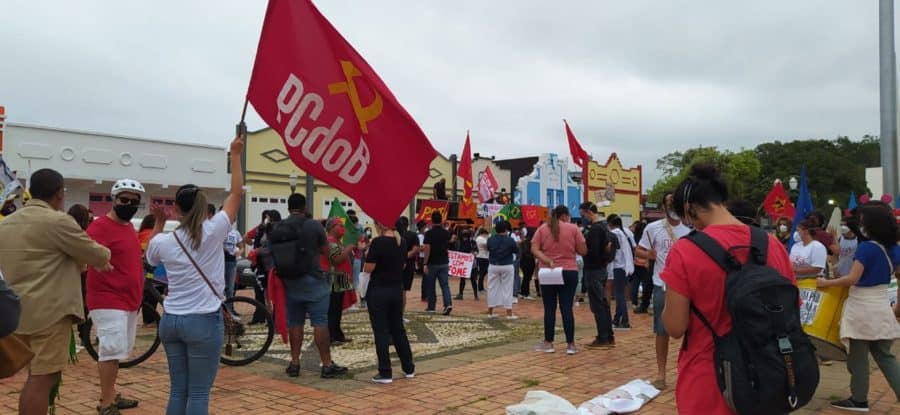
[173,233,243,338]
[0,278,33,378]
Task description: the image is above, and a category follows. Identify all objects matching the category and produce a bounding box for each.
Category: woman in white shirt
[146,135,244,415]
[475,228,490,293]
[790,219,828,278]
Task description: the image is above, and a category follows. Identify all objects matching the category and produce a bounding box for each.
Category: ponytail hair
[550,205,569,241]
[175,184,208,250]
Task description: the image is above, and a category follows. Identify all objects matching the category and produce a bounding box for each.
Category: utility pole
[879,0,899,204]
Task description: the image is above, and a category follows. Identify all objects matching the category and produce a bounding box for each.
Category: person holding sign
[486,222,519,319]
[817,204,900,412]
[531,206,587,355]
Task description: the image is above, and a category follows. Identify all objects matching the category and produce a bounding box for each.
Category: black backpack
[268,215,319,279]
[602,227,620,265]
[685,226,819,415]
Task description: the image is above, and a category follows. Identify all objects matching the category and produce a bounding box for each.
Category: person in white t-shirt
[607,214,636,330]
[790,219,828,278]
[636,192,690,390]
[475,228,490,293]
[145,134,244,414]
[833,217,860,277]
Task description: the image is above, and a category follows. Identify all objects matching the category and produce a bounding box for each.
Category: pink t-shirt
[532,222,585,271]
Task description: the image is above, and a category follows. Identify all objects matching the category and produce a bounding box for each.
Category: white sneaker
[403,318,411,324]
[566,345,578,355]
[487,314,500,319]
[534,344,555,353]
[403,371,415,379]
[513,298,518,304]
[506,315,519,320]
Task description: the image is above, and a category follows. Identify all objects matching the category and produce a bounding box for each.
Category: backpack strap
[685,231,742,273]
[749,226,769,266]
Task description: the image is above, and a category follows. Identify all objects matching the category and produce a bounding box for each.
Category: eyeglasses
[116,196,141,206]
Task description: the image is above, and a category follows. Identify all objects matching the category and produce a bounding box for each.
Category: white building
[514,153,583,217]
[4,123,228,220]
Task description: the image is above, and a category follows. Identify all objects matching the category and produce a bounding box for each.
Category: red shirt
[661,225,795,415]
[86,216,144,311]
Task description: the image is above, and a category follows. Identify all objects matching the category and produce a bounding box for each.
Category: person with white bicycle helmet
[85,178,146,414]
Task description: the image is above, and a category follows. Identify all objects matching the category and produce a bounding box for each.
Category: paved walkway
[1,279,898,414]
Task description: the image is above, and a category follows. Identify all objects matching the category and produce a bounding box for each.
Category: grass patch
[521,378,541,388]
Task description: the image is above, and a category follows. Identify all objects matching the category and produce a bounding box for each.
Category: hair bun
[689,163,721,181]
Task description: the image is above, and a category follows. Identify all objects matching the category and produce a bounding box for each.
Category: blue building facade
[513,153,583,218]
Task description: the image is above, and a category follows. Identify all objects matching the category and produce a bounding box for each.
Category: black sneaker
[454,294,463,300]
[372,374,393,384]
[443,306,452,316]
[113,394,138,410]
[613,323,631,331]
[285,362,300,378]
[830,398,869,412]
[321,363,349,378]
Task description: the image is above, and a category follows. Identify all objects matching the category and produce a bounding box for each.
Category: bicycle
[81,279,275,367]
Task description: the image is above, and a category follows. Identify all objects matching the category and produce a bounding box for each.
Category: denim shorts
[286,294,329,328]
[652,285,667,336]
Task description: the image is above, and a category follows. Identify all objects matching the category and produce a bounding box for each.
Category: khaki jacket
[0,199,110,334]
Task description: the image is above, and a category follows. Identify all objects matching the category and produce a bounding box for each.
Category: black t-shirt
[403,231,419,265]
[424,226,451,265]
[434,181,447,200]
[365,235,406,287]
[583,221,611,270]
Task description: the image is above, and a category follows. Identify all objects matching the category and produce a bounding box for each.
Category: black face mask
[114,204,139,222]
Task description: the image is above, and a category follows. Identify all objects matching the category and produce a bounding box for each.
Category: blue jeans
[540,270,578,343]
[224,261,236,313]
[612,268,629,325]
[159,311,224,415]
[424,264,452,310]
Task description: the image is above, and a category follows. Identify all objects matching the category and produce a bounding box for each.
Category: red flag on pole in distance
[458,132,476,218]
[564,120,590,201]
[762,179,795,220]
[246,0,437,224]
[478,166,500,203]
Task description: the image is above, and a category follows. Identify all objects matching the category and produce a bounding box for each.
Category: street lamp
[288,173,298,194]
[789,176,798,191]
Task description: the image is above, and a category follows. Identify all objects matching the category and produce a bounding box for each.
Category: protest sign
[448,250,474,278]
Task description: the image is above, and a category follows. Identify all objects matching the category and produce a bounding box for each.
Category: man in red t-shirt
[86,179,146,414]
[661,165,796,415]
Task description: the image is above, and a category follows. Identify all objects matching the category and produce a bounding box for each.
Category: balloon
[881,194,893,204]
[860,194,871,204]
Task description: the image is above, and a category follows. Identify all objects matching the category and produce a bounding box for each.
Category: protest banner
[479,203,504,218]
[416,199,449,223]
[448,250,475,278]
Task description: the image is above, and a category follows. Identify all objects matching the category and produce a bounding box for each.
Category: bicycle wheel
[220,296,274,366]
[81,302,162,368]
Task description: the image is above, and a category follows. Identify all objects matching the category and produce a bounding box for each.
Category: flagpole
[237,97,249,233]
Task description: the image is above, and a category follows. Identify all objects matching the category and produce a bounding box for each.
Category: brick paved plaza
[1,279,898,414]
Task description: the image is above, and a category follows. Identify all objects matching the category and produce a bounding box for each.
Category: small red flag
[247,0,437,224]
[478,166,500,202]
[458,132,476,218]
[564,120,589,169]
[762,180,795,220]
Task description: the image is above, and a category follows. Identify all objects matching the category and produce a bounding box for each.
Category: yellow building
[585,153,642,224]
[242,128,452,231]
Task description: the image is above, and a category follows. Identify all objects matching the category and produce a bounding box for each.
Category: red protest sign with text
[415,200,449,224]
[477,166,499,202]
[247,0,437,225]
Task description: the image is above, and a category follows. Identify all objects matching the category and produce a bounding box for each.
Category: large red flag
[762,179,795,220]
[247,0,437,224]
[458,132,476,218]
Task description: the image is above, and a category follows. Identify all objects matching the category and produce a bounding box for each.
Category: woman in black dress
[364,220,416,383]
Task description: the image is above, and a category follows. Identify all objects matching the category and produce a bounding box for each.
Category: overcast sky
[0,1,889,187]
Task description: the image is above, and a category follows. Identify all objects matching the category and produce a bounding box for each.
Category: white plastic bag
[577,379,660,415]
[506,391,578,415]
[358,271,371,299]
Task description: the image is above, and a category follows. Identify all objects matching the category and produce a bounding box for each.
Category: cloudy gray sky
[0,1,887,187]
